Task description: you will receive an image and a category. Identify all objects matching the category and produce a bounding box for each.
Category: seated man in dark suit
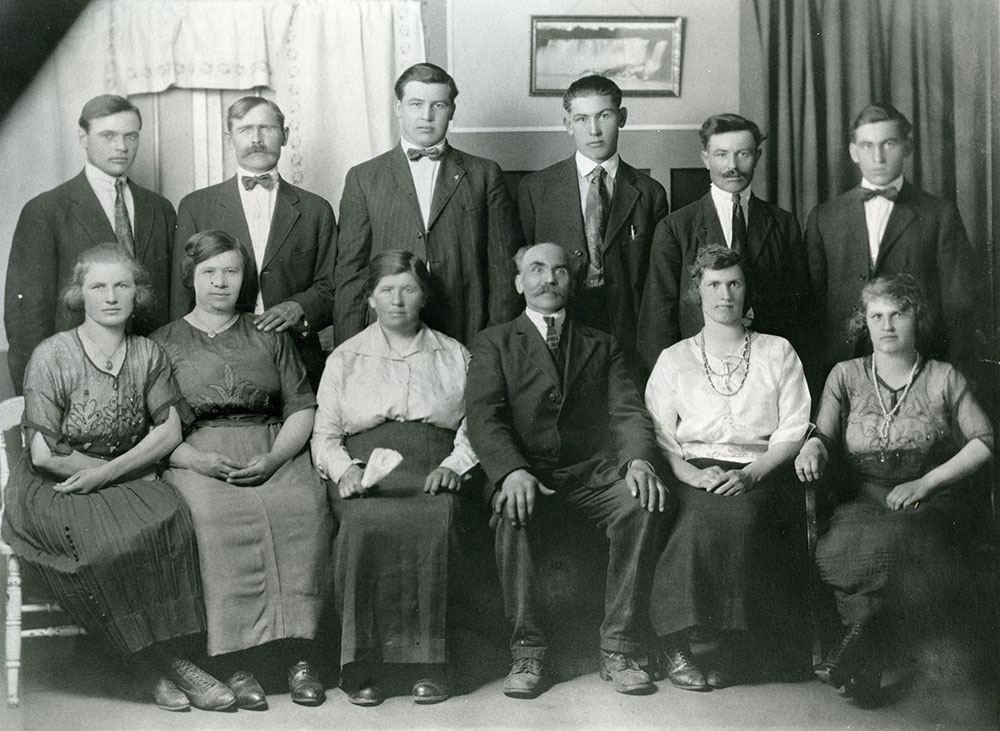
[518,75,668,381]
[638,113,812,378]
[466,242,668,699]
[5,94,175,394]
[170,97,337,389]
[805,102,981,382]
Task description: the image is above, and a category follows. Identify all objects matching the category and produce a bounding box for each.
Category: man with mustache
[637,114,812,378]
[170,97,336,389]
[5,94,175,394]
[466,242,667,700]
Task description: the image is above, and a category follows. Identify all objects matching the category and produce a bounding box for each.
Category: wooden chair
[1,396,86,706]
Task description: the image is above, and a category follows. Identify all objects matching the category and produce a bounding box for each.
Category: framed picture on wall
[530,16,684,97]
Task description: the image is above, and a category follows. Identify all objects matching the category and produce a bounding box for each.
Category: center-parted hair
[365,250,433,302]
[686,244,751,305]
[62,243,153,315]
[698,113,765,149]
[180,230,259,312]
[562,75,623,112]
[846,273,929,345]
[226,97,286,133]
[394,63,459,104]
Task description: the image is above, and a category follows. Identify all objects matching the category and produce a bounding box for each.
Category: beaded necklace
[700,330,751,397]
[869,354,919,462]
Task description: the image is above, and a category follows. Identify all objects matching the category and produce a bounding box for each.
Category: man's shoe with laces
[503,657,545,698]
[600,651,655,694]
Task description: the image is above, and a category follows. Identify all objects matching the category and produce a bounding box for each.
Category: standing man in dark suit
[334,63,522,346]
[518,75,668,380]
[466,242,667,699]
[637,113,812,377]
[5,94,175,394]
[170,97,337,389]
[805,103,980,379]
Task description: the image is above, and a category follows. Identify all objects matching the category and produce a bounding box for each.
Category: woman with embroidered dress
[152,231,333,711]
[795,274,992,702]
[0,243,237,712]
[312,250,478,707]
[644,245,811,691]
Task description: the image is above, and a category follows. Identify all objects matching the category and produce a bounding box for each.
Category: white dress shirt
[236,166,279,313]
[709,183,752,247]
[402,138,446,228]
[861,174,903,267]
[523,307,566,343]
[644,332,811,465]
[312,322,478,483]
[85,163,134,233]
[574,150,619,214]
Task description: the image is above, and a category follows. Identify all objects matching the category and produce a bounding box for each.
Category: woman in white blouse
[644,245,811,691]
[312,251,477,707]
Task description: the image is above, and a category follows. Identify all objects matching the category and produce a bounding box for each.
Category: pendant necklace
[869,354,919,462]
[191,311,239,338]
[700,330,752,397]
[79,328,125,371]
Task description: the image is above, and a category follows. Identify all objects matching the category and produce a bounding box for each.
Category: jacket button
[574,249,584,257]
[859,274,866,280]
[417,232,423,238]
[548,392,559,402]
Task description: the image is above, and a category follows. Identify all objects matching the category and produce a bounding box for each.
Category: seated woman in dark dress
[1,243,234,712]
[644,245,811,690]
[796,274,993,702]
[153,231,333,711]
[312,250,478,707]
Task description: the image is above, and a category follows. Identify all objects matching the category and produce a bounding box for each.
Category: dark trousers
[494,478,661,659]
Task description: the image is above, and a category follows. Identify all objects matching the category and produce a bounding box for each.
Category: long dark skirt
[650,459,807,638]
[1,450,206,654]
[331,421,459,666]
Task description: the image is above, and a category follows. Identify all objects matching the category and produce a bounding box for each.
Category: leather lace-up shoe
[153,677,190,712]
[659,645,709,691]
[347,681,384,707]
[503,657,544,698]
[815,623,867,689]
[600,651,655,695]
[166,658,236,711]
[288,661,326,706]
[706,667,735,689]
[225,670,267,710]
[412,677,450,704]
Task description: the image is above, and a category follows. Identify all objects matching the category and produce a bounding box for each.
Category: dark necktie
[406,147,443,161]
[241,174,276,191]
[543,316,559,352]
[860,186,899,201]
[585,167,609,272]
[114,178,134,253]
[731,192,747,255]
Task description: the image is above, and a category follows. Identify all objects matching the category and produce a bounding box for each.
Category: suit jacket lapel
[217,178,254,260]
[263,182,300,269]
[129,183,155,261]
[745,194,776,266]
[874,182,917,271]
[562,320,597,394]
[428,148,465,230]
[515,313,561,390]
[388,147,426,230]
[604,163,639,251]
[68,171,115,246]
[557,158,586,242]
[696,193,726,249]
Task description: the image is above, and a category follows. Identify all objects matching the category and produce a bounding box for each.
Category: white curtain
[0,0,425,346]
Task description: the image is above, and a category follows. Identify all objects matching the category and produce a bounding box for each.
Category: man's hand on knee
[495,468,555,527]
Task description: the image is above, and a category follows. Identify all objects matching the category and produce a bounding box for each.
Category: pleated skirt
[332,421,458,666]
[163,422,333,656]
[1,450,206,654]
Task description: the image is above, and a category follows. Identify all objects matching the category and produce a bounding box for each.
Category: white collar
[401,138,448,154]
[85,162,127,189]
[710,183,752,205]
[524,307,566,332]
[860,175,903,192]
[575,150,620,180]
[238,166,279,180]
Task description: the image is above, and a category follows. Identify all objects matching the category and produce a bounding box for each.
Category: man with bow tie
[637,113,812,379]
[4,94,176,394]
[805,103,981,379]
[170,96,337,388]
[334,63,522,346]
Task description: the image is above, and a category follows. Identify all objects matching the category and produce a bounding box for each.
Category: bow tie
[406,146,443,162]
[242,174,276,191]
[860,186,898,201]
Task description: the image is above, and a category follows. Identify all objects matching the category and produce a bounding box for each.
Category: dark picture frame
[530,16,684,97]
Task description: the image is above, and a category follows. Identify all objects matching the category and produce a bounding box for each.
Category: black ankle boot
[814,623,868,689]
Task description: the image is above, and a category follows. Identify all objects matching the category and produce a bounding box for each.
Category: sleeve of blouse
[768,339,812,446]
[644,350,683,458]
[144,339,192,427]
[21,342,72,455]
[945,365,994,451]
[273,330,317,418]
[437,342,478,475]
[310,349,357,483]
[813,363,847,450]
